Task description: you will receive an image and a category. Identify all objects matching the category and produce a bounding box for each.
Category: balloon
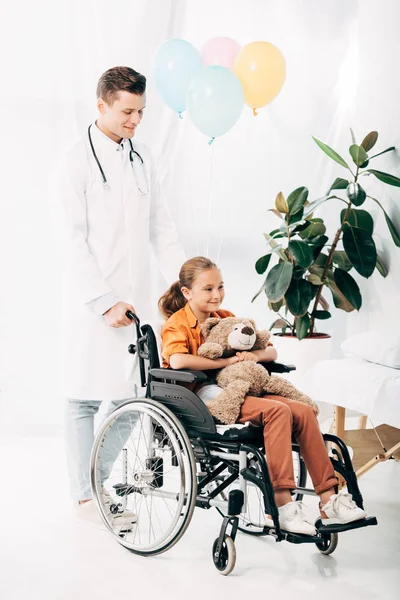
[152,39,202,116]
[201,36,241,69]
[234,41,286,114]
[187,66,244,141]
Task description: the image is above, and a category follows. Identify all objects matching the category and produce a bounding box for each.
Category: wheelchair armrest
[261,361,296,374]
[149,368,208,383]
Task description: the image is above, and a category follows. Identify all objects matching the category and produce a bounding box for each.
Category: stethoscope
[87,124,149,195]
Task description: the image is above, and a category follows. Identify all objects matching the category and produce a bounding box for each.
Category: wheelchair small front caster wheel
[314,519,338,555]
[212,536,236,575]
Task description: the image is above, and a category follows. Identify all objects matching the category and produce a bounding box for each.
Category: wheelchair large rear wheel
[90,399,197,555]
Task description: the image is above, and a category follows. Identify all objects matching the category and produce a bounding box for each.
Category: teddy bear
[197,316,319,424]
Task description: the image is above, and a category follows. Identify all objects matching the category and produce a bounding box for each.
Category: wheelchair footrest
[316,516,377,534]
[284,532,321,544]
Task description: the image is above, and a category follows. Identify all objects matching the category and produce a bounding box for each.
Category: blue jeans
[65,397,138,501]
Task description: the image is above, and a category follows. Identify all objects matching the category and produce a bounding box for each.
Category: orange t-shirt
[161,304,235,368]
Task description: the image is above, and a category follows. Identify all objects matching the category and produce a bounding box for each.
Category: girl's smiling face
[181,267,225,316]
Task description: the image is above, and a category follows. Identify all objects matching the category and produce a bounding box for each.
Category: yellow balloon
[234,41,286,114]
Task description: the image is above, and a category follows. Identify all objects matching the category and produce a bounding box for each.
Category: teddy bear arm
[197,342,224,359]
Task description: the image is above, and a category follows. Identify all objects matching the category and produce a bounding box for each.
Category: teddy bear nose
[241,326,254,335]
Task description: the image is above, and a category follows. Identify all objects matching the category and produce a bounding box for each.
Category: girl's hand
[236,351,258,363]
[221,355,241,366]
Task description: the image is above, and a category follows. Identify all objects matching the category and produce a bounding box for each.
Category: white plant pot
[270,333,332,387]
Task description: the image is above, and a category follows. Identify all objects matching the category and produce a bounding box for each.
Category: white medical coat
[55,124,185,400]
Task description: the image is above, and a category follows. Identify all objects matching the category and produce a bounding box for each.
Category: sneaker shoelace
[286,501,310,523]
[331,492,357,512]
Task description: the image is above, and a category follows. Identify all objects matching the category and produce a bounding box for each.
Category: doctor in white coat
[55,66,185,526]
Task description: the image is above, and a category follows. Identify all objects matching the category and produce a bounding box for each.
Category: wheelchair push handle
[126,310,140,328]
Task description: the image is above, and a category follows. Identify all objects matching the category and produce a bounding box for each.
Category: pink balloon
[201,37,241,69]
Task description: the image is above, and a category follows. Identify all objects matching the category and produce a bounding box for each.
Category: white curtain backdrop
[0,0,399,435]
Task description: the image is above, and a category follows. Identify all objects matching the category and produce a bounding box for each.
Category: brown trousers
[237,395,338,495]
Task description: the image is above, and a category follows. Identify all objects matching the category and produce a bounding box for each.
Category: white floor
[1,435,399,600]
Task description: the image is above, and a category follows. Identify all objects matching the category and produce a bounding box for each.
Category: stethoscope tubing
[87,124,145,189]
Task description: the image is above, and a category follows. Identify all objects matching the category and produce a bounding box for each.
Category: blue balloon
[153,39,202,115]
[186,66,244,140]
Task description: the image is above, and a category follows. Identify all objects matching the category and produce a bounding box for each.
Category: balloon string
[253,108,258,116]
[205,142,216,257]
[178,112,183,120]
[208,137,215,145]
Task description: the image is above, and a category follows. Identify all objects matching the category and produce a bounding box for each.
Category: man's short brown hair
[96,66,146,105]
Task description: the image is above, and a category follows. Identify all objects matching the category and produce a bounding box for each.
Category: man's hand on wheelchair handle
[103,302,136,328]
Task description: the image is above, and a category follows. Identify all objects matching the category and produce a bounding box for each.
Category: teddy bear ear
[248,318,258,332]
[201,317,221,338]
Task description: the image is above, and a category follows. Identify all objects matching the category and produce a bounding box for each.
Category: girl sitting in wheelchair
[159,256,367,536]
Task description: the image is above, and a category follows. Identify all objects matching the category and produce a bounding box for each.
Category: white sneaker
[320,492,367,525]
[264,514,273,527]
[278,501,317,536]
[102,489,137,523]
[75,492,136,531]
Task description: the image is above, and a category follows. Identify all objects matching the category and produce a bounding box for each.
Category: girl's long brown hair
[158,256,217,319]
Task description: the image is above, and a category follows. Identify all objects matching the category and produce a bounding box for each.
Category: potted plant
[253,129,400,372]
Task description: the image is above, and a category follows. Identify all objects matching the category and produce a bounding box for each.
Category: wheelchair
[90,312,377,576]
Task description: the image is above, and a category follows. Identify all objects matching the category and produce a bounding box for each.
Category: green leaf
[367,196,400,247]
[255,254,272,275]
[292,221,310,235]
[280,220,307,235]
[288,240,314,268]
[251,280,267,303]
[330,177,349,190]
[292,265,306,280]
[349,144,368,167]
[288,209,305,226]
[298,219,326,239]
[307,274,323,285]
[326,280,356,313]
[303,195,330,219]
[314,252,330,267]
[312,310,331,320]
[275,191,289,214]
[295,314,310,340]
[310,234,329,260]
[376,255,388,278]
[265,262,293,302]
[342,226,377,278]
[269,228,285,240]
[361,131,378,152]
[334,268,362,310]
[270,318,289,330]
[331,250,352,272]
[313,136,350,169]
[263,233,288,260]
[368,169,400,187]
[350,128,356,144]
[287,187,309,216]
[269,298,285,312]
[346,182,367,206]
[340,208,374,235]
[285,279,315,317]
